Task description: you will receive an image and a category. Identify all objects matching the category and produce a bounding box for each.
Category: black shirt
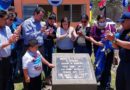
[44,22,57,46]
[119,29,130,62]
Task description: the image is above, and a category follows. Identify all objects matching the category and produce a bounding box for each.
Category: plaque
[56,57,92,80]
[52,53,97,90]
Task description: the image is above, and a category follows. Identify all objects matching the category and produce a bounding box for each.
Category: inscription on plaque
[56,57,92,80]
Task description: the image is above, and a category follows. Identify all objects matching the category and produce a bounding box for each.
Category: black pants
[75,45,92,55]
[44,40,53,78]
[57,47,73,53]
[28,75,41,90]
[93,45,99,57]
[116,61,130,90]
[0,57,12,90]
[100,51,113,88]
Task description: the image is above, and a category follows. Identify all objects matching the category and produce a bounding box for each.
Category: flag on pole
[0,0,13,10]
[90,2,93,22]
[98,0,107,17]
[98,0,107,10]
[90,2,93,10]
[122,0,128,7]
[90,10,92,22]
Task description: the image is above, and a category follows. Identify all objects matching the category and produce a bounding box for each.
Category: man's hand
[45,30,50,36]
[49,28,54,34]
[41,26,47,33]
[9,34,19,44]
[14,25,22,35]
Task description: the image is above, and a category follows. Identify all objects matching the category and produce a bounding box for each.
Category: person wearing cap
[43,12,57,84]
[74,14,92,55]
[106,12,130,90]
[0,10,19,90]
[22,39,54,90]
[90,15,116,89]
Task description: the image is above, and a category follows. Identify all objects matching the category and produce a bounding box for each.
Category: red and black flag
[98,0,107,10]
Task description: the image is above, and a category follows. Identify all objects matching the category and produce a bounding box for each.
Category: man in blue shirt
[0,10,19,90]
[22,7,46,56]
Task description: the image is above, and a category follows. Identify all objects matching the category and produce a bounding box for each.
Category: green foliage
[90,0,123,21]
[42,11,51,21]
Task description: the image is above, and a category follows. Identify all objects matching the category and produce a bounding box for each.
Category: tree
[90,0,123,21]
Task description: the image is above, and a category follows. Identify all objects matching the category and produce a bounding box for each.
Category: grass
[14,83,23,90]
[111,70,116,90]
[14,72,45,90]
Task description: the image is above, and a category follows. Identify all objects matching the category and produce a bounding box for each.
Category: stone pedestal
[52,53,97,90]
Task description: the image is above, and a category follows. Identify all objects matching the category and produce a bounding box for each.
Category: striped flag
[122,0,128,7]
[0,0,13,10]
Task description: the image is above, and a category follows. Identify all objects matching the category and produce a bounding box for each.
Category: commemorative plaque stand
[52,53,97,90]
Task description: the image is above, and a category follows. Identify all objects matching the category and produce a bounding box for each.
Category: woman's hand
[106,30,115,41]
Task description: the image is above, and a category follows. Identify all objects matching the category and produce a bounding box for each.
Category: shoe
[44,77,52,85]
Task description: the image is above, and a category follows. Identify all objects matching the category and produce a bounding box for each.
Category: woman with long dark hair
[56,17,77,53]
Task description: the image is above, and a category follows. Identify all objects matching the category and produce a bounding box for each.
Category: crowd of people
[0,6,130,90]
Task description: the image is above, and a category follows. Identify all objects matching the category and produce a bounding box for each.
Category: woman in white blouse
[56,17,77,53]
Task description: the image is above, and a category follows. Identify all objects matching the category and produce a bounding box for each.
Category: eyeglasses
[81,21,87,23]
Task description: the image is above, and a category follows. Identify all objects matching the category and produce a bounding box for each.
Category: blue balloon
[0,0,13,10]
